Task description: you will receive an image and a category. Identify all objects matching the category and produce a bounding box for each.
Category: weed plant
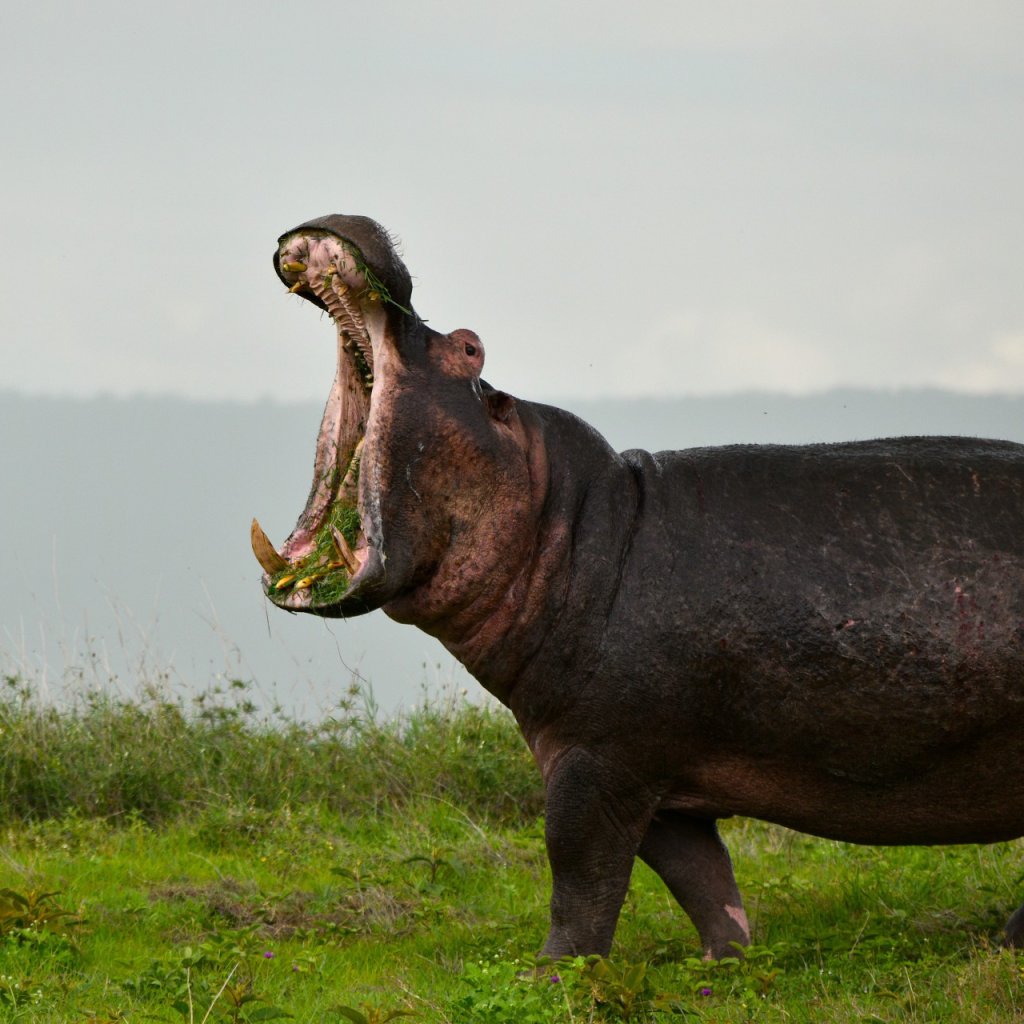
[1,672,1022,1021]
[0,674,541,825]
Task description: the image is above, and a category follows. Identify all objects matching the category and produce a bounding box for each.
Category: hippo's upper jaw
[251,216,415,616]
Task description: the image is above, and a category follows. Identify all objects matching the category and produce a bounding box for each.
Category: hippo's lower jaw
[251,230,391,615]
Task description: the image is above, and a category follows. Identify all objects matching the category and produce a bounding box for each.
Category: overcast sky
[3,1,1023,403]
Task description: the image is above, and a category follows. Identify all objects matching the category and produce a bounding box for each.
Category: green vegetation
[269,501,362,604]
[1,674,1022,1022]
[342,240,413,317]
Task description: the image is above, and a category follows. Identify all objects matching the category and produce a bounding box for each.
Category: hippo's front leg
[540,749,658,958]
[638,813,750,959]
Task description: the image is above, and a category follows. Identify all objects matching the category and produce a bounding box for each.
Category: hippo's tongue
[251,231,383,609]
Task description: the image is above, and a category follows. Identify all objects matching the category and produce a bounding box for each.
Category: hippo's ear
[484,388,516,424]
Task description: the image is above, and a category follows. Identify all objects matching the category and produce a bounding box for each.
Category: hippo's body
[252,214,1024,958]
[501,423,1024,846]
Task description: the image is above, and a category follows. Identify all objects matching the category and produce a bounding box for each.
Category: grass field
[1,674,1022,1022]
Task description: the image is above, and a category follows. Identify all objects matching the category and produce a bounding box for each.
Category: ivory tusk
[250,518,289,574]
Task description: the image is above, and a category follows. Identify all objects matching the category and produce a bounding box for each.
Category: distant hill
[4,389,1023,715]
[568,389,1024,452]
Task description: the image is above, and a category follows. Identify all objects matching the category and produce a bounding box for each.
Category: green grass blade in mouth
[268,501,362,600]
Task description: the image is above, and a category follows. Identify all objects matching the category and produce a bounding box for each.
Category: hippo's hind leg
[638,812,750,959]
[1005,903,1024,947]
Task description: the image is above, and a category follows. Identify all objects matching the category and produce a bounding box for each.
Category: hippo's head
[251,215,537,628]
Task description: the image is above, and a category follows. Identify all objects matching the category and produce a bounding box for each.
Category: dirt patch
[148,877,419,939]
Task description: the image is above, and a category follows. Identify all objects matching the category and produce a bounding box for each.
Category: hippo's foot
[638,812,750,960]
[1004,903,1024,947]
[252,230,382,612]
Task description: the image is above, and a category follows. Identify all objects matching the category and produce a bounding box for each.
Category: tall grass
[0,674,542,825]
[2,672,1022,1021]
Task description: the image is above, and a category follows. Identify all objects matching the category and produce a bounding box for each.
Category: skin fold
[255,214,1024,959]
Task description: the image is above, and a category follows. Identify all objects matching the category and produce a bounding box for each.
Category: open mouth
[250,229,384,611]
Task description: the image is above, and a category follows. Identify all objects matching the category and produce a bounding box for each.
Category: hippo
[251,213,1024,959]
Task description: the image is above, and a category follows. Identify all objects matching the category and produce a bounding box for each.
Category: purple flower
[549,974,561,984]
[700,987,713,997]
[263,951,275,959]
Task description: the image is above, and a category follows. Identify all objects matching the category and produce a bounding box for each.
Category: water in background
[4,389,1024,717]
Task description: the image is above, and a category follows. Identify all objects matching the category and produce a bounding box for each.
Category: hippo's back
[594,436,1024,844]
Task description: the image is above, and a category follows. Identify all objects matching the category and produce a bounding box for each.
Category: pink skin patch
[725,904,749,934]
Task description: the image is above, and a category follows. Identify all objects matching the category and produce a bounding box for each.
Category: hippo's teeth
[250,518,289,574]
[331,525,359,574]
[289,281,305,293]
[342,438,364,490]
[281,261,307,273]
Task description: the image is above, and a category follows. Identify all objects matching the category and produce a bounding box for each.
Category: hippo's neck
[438,402,641,712]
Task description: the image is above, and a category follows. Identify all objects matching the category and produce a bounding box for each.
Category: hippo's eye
[465,343,477,356]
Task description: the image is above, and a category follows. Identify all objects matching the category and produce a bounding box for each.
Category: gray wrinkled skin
[259,214,1024,959]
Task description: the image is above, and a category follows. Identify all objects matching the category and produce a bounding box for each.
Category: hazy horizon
[7,387,1024,718]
